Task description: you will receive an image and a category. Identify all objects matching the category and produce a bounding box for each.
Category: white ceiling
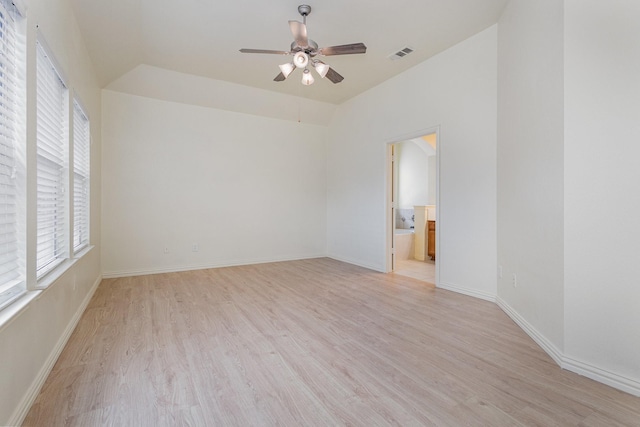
[68,0,508,104]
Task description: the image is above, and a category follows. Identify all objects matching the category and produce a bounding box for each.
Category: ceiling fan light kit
[293,51,309,68]
[313,60,330,78]
[240,4,367,86]
[279,62,295,78]
[301,69,314,85]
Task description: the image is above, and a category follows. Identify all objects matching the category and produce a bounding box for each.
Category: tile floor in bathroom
[394,258,435,284]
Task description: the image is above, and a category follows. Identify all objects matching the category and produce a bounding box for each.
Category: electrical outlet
[192,244,199,252]
[512,273,517,288]
[498,265,503,279]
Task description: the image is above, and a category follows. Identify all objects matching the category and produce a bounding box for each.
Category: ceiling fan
[239,4,367,85]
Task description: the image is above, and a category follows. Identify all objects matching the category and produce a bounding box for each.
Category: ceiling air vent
[389,47,414,60]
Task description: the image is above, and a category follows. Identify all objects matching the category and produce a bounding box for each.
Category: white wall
[496,0,565,354]
[428,156,437,205]
[0,0,102,424]
[564,0,640,392]
[327,26,497,300]
[106,64,337,127]
[497,0,640,395]
[102,90,327,277]
[397,141,430,209]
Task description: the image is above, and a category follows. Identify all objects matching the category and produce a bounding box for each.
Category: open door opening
[386,129,439,285]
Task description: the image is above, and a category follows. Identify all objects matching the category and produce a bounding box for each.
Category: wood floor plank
[22,258,640,426]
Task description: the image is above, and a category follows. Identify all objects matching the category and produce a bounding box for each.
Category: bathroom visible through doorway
[386,129,439,285]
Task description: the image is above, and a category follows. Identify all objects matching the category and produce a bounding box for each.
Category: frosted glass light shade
[301,68,314,85]
[313,61,330,78]
[293,51,309,68]
[279,62,295,78]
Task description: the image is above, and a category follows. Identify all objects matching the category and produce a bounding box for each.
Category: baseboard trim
[496,297,563,365]
[326,255,383,273]
[438,281,496,303]
[8,274,102,426]
[562,355,640,397]
[102,254,327,279]
[496,297,640,397]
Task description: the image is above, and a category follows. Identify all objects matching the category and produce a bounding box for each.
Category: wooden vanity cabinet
[427,220,436,260]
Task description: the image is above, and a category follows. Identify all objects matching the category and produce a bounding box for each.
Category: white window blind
[0,0,25,310]
[36,41,68,278]
[73,100,89,252]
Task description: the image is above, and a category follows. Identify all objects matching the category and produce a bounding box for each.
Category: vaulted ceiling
[68,0,509,104]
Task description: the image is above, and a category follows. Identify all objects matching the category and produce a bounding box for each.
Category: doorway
[386,128,439,285]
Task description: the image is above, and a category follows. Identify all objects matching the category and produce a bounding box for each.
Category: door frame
[385,126,441,285]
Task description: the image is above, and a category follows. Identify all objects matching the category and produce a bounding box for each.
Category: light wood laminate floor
[23,258,640,426]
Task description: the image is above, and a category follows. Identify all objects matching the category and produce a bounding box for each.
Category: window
[36,41,68,278]
[73,100,89,252]
[0,0,25,310]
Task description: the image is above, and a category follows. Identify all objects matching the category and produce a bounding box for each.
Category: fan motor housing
[291,39,318,55]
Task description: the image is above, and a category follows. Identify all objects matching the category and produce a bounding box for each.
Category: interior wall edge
[561,355,640,398]
[101,254,329,280]
[326,255,384,273]
[438,282,496,303]
[496,296,564,365]
[497,296,640,397]
[103,65,338,126]
[7,274,103,427]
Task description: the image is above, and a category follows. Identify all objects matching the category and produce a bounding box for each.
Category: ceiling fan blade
[289,20,309,47]
[274,72,286,82]
[239,48,290,55]
[325,68,344,84]
[319,43,367,56]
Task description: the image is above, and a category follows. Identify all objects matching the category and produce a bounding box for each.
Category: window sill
[74,244,94,260]
[0,290,40,334]
[0,245,95,332]
[36,245,95,290]
[36,258,77,290]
